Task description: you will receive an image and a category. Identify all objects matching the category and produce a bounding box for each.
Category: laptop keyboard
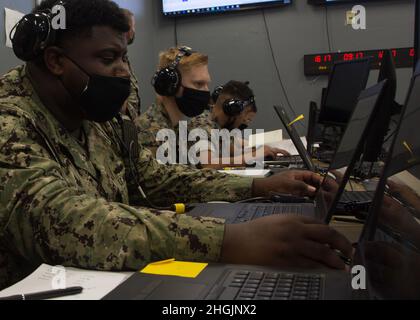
[233,205,304,223]
[341,191,374,203]
[220,270,323,300]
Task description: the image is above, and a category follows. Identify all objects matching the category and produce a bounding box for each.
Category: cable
[261,9,306,131]
[174,16,178,47]
[325,6,332,52]
[109,119,173,211]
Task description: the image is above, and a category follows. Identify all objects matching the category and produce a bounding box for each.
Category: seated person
[188,80,289,169]
[136,47,282,165]
[120,8,141,120]
[0,0,351,290]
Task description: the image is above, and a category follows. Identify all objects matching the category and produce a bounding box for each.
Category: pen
[0,286,83,300]
[334,249,353,266]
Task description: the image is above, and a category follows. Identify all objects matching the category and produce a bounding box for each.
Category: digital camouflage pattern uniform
[0,66,253,289]
[136,103,220,156]
[125,60,141,120]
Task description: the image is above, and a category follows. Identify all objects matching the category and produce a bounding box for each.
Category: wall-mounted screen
[308,0,397,4]
[162,0,291,16]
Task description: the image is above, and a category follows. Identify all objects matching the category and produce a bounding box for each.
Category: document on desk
[218,169,271,178]
[247,129,283,148]
[269,137,308,156]
[0,264,132,300]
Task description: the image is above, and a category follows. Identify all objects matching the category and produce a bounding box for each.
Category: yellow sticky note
[140,259,208,278]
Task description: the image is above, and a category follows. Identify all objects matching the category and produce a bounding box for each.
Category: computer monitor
[362,50,397,162]
[318,58,371,126]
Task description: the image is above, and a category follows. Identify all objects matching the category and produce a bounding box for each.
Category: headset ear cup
[223,100,244,117]
[152,66,182,97]
[11,13,52,62]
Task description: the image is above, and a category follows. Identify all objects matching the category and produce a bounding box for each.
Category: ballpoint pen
[0,286,83,300]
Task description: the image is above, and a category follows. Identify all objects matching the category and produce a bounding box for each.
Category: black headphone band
[170,46,194,69]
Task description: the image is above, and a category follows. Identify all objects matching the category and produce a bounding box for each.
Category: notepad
[0,264,132,300]
[140,259,208,278]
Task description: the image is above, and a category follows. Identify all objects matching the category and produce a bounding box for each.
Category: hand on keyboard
[221,215,353,270]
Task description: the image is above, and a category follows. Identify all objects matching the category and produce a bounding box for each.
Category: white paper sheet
[268,137,308,156]
[4,8,24,48]
[0,264,132,300]
[218,169,271,178]
[247,129,283,148]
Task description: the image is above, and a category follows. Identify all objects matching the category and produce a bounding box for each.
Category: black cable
[109,119,172,211]
[325,6,332,52]
[174,16,178,46]
[128,141,172,211]
[261,9,306,131]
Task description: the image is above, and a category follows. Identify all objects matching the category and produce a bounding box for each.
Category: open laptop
[188,81,388,224]
[103,69,417,301]
[275,105,375,206]
[354,65,420,299]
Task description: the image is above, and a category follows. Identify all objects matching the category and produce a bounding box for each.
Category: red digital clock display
[304,47,415,76]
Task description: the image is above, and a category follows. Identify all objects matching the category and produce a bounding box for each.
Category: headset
[212,84,256,117]
[151,46,194,97]
[10,1,65,62]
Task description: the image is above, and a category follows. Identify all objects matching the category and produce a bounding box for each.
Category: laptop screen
[315,81,387,222]
[319,58,371,126]
[274,106,315,171]
[357,68,420,299]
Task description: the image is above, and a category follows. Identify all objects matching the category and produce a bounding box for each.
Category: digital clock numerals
[304,47,415,75]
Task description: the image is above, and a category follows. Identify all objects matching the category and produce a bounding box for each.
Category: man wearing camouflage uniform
[137,49,285,166]
[0,0,351,290]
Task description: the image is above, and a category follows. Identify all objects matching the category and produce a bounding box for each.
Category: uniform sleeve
[135,144,253,206]
[0,111,225,271]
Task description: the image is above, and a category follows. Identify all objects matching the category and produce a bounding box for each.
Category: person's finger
[299,240,346,269]
[273,148,290,156]
[282,179,317,197]
[304,224,352,258]
[293,170,323,188]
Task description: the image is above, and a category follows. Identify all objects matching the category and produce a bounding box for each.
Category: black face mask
[128,34,135,46]
[62,55,131,123]
[238,124,249,131]
[175,86,210,118]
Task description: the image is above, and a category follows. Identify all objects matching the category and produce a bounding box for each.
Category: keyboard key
[259,287,274,293]
[241,288,257,294]
[229,283,243,288]
[266,273,279,280]
[274,291,290,298]
[247,279,262,285]
[249,272,264,280]
[256,296,271,300]
[244,284,259,289]
[294,290,308,296]
[239,292,255,298]
[257,292,272,298]
[232,279,245,285]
